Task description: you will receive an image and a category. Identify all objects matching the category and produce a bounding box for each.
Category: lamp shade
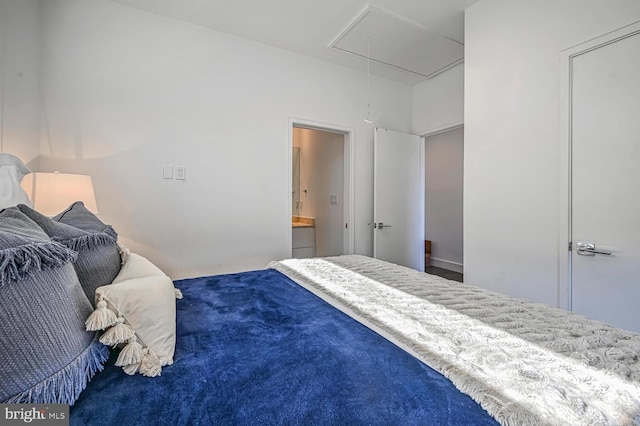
[21,172,98,216]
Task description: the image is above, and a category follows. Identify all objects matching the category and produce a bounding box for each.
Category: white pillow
[0,154,32,209]
[112,252,167,283]
[86,253,177,377]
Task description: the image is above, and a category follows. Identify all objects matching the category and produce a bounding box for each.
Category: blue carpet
[70,269,498,425]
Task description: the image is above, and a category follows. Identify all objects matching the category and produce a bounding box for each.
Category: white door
[570,28,640,332]
[374,128,424,270]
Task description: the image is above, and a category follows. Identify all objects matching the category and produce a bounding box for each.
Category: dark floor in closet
[425,266,463,282]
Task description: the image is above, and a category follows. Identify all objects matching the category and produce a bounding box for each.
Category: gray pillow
[0,207,109,404]
[18,202,122,305]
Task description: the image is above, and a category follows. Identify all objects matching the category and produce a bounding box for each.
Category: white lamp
[21,172,98,216]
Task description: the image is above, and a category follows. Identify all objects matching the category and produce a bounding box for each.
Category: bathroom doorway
[289,119,354,258]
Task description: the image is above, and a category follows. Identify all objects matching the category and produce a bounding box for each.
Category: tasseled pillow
[85,253,179,377]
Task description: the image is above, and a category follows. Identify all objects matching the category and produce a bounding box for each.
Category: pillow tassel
[117,242,130,265]
[99,316,135,346]
[139,348,162,377]
[115,336,144,367]
[122,362,140,376]
[174,288,183,299]
[85,299,117,331]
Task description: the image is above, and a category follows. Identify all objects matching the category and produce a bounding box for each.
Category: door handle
[576,242,612,256]
[377,222,391,229]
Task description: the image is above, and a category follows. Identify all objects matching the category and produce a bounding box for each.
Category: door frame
[558,20,640,311]
[287,117,355,257]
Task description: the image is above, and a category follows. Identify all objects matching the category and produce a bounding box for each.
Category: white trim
[288,117,356,256]
[559,20,640,311]
[286,122,294,257]
[419,137,426,272]
[429,258,463,274]
[327,4,463,80]
[328,4,463,50]
[418,120,464,138]
[558,49,571,311]
[372,128,379,260]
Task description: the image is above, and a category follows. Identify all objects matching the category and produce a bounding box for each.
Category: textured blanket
[269,255,640,426]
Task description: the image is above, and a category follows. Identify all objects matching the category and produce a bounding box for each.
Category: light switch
[330,194,338,205]
[163,165,173,179]
[175,165,186,180]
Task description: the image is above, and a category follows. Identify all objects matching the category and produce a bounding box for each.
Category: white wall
[0,0,40,170]
[412,63,463,136]
[294,127,344,257]
[38,0,413,279]
[465,0,640,306]
[425,127,463,272]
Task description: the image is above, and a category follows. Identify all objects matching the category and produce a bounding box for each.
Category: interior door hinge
[568,241,572,251]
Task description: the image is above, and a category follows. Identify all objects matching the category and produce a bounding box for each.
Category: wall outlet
[330,194,338,205]
[175,165,186,180]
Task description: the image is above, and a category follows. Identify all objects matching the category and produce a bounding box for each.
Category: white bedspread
[268,255,640,426]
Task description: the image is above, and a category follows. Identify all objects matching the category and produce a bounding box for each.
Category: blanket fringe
[0,242,77,287]
[3,337,109,405]
[54,232,116,252]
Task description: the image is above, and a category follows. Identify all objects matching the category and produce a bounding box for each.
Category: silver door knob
[576,242,612,256]
[377,222,391,229]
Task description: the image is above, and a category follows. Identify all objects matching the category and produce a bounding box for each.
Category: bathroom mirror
[292,146,300,217]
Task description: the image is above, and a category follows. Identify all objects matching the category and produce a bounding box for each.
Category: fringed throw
[54,232,116,252]
[5,337,109,405]
[0,241,77,287]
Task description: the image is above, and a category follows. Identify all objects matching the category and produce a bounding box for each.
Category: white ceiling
[109,0,480,85]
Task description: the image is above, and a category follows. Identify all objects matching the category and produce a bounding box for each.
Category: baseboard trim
[429,258,463,274]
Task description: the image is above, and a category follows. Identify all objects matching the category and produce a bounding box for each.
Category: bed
[71,255,640,426]
[1,155,639,426]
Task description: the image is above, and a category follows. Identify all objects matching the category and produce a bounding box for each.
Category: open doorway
[289,119,354,258]
[424,126,464,278]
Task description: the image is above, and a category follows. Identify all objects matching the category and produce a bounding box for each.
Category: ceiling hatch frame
[328,3,464,80]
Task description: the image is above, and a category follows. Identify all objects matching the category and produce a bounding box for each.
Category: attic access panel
[329,4,464,79]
